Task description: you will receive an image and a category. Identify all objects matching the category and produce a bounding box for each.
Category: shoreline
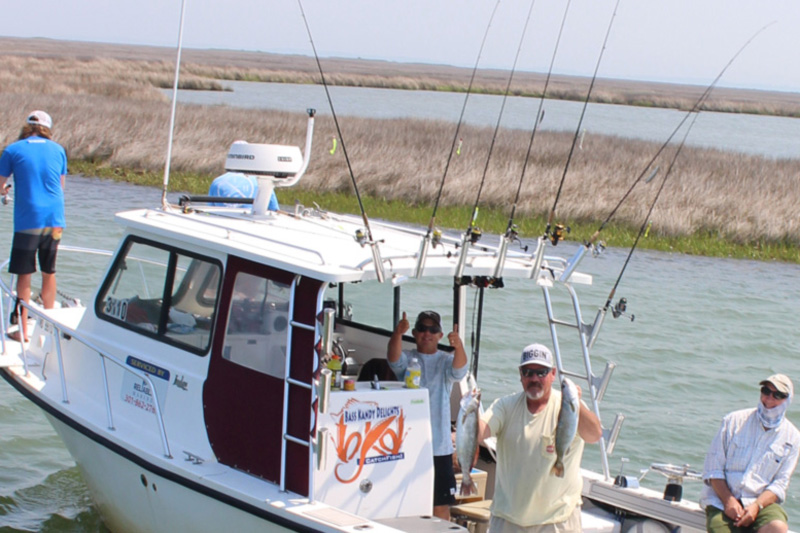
[70,161,800,264]
[3,37,800,264]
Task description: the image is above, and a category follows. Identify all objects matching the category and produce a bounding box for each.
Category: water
[167,81,800,159]
[0,176,799,531]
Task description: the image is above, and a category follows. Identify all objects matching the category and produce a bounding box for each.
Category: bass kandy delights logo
[330,398,408,483]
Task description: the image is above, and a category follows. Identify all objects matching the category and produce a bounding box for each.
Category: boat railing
[152,207,327,266]
[0,249,173,460]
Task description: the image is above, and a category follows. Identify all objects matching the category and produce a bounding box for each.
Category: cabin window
[96,237,221,355]
[222,272,290,378]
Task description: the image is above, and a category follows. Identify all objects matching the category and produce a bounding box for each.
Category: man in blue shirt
[0,110,67,342]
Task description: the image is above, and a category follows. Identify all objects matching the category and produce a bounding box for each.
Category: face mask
[757,394,791,429]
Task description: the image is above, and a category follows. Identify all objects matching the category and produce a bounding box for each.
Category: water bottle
[327,355,343,390]
[404,356,421,389]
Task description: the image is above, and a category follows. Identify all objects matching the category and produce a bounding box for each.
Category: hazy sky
[4,1,800,92]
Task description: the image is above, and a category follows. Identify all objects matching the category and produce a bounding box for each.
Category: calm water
[167,81,800,159]
[0,177,799,531]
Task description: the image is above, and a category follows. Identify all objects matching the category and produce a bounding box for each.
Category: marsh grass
[3,37,800,262]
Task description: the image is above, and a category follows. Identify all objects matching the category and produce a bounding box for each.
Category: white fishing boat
[0,108,721,532]
[1,3,770,531]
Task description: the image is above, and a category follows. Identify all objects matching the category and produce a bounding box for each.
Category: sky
[4,0,800,93]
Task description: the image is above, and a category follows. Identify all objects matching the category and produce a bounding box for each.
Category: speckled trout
[455,388,481,495]
[551,377,579,477]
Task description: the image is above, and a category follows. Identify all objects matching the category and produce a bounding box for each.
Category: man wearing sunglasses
[701,374,800,533]
[387,310,467,520]
[476,343,602,533]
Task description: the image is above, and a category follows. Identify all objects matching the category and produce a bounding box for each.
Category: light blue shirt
[700,407,800,509]
[389,348,467,456]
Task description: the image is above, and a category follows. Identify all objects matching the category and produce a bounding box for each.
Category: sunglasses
[520,367,551,378]
[415,324,441,334]
[761,386,788,400]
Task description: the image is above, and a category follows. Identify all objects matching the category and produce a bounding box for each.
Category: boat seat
[357,358,398,382]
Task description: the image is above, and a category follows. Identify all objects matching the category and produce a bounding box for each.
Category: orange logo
[330,399,408,483]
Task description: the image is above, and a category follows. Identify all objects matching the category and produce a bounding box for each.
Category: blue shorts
[8,228,62,275]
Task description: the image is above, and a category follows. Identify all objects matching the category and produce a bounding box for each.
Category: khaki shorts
[489,506,581,533]
[706,504,788,533]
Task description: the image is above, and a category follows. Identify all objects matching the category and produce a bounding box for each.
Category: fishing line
[296,0,386,281]
[600,21,774,313]
[545,0,621,242]
[424,0,502,237]
[586,21,775,247]
[603,114,699,311]
[466,0,538,235]
[505,0,573,234]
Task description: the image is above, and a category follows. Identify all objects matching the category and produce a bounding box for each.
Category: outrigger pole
[413,0,502,279]
[454,0,539,281]
[493,0,573,281]
[296,0,386,282]
[160,0,189,210]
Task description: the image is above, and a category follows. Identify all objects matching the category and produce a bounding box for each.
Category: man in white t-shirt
[478,344,602,533]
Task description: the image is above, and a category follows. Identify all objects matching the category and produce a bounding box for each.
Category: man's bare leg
[41,272,56,309]
[16,273,32,341]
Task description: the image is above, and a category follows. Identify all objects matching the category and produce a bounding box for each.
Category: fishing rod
[296,0,386,282]
[583,23,775,347]
[413,0,502,279]
[543,0,621,250]
[160,0,188,210]
[454,0,539,280]
[586,22,775,249]
[493,0,573,281]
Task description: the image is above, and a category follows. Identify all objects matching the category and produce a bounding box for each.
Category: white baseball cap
[27,110,52,129]
[519,343,554,369]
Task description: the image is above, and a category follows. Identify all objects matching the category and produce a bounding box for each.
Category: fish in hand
[455,388,481,495]
[551,377,579,477]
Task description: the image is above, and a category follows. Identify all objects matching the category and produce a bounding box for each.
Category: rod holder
[318,369,332,414]
[587,307,608,348]
[321,308,335,357]
[593,361,616,403]
[454,238,472,279]
[605,413,625,456]
[558,244,587,282]
[316,427,329,470]
[530,237,546,279]
[492,234,511,280]
[413,235,430,279]
[371,242,386,283]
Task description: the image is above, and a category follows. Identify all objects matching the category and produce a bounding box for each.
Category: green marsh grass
[3,37,800,263]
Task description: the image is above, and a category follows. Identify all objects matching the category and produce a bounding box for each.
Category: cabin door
[203,255,321,495]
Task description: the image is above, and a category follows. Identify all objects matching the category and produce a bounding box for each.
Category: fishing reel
[505,224,528,252]
[431,228,443,248]
[591,241,606,258]
[611,297,634,322]
[468,226,482,244]
[549,223,570,246]
[354,229,384,248]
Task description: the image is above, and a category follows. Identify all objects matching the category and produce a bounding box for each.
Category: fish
[551,377,579,477]
[455,388,481,496]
